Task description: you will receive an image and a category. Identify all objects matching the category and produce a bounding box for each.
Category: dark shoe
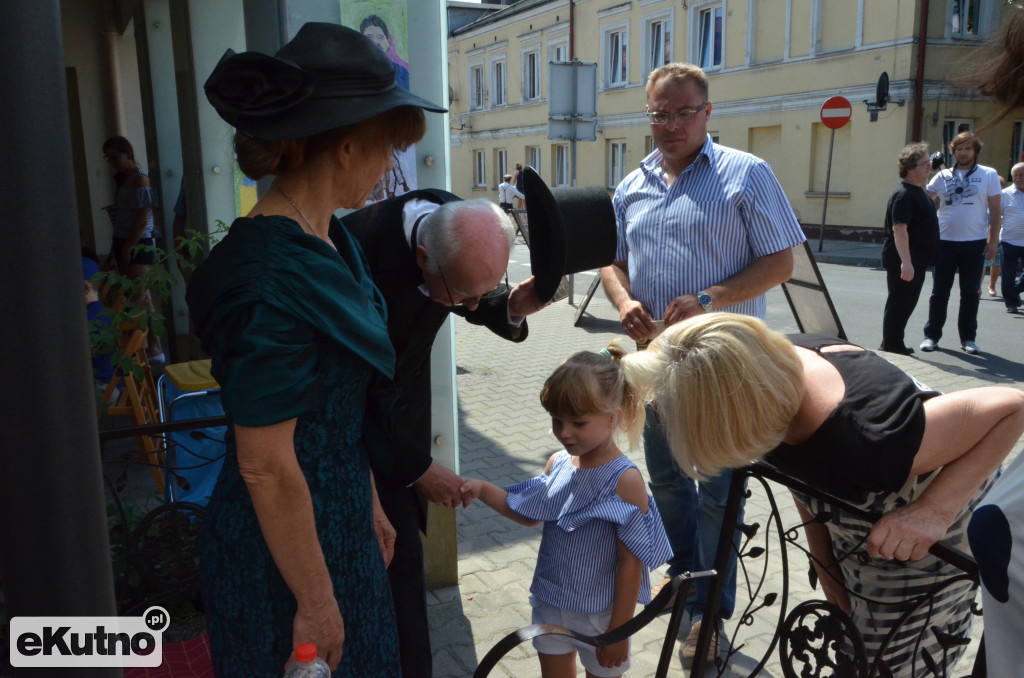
[878,344,915,355]
[1007,306,1019,314]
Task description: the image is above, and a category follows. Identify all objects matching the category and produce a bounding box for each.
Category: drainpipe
[103,28,126,135]
[569,0,575,59]
[913,0,930,140]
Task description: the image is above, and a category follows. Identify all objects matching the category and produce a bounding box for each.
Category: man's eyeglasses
[438,267,507,309]
[646,102,708,126]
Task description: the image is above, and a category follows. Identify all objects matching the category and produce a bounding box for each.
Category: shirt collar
[640,134,715,179]
[402,198,441,249]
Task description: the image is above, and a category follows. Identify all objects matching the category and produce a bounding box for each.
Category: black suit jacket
[342,190,528,490]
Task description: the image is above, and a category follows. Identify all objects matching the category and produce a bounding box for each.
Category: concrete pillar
[0,3,120,676]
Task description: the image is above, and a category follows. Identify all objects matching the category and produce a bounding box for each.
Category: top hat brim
[523,167,617,303]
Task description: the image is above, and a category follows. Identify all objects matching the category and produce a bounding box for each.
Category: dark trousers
[1001,241,1024,308]
[924,239,986,343]
[882,265,927,349]
[378,483,432,678]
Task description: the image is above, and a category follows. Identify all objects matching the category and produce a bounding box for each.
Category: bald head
[416,199,515,308]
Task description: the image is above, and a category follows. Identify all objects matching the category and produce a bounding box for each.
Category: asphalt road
[508,241,1024,387]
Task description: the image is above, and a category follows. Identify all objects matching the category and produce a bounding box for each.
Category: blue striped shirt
[505,451,673,613]
[613,135,806,319]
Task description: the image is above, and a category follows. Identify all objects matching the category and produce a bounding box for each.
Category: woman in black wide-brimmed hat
[187,22,444,676]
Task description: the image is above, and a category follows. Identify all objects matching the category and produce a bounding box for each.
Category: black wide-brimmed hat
[204,22,446,140]
[523,167,618,303]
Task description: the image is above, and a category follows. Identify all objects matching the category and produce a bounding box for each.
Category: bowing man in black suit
[341,190,546,678]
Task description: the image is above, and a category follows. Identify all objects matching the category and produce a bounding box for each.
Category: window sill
[804,191,851,200]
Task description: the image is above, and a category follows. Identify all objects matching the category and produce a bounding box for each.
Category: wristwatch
[697,290,713,313]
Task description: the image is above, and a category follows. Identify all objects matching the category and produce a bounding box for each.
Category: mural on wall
[341,0,416,203]
[235,164,258,218]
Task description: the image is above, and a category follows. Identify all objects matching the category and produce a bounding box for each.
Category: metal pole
[568,59,580,303]
[0,3,120,675]
[817,128,836,253]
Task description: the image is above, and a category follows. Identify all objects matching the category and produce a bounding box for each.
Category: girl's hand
[459,479,482,508]
[596,639,629,668]
[293,597,344,671]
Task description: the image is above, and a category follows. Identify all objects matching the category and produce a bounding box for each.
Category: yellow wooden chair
[101,325,165,493]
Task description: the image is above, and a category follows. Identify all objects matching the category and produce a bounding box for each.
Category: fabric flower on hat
[204,51,316,123]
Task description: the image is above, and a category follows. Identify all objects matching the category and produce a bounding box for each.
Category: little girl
[460,348,672,678]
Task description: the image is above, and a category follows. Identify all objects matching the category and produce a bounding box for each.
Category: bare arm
[370,472,395,567]
[601,261,657,341]
[123,173,152,252]
[596,539,643,669]
[458,478,541,527]
[663,247,794,326]
[235,420,344,670]
[793,499,850,614]
[867,387,1024,561]
[891,223,914,282]
[597,467,649,668]
[987,193,1002,260]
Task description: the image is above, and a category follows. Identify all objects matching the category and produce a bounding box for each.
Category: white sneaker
[962,341,980,355]
[920,338,938,352]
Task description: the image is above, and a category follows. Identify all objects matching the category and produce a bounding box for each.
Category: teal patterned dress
[187,215,399,677]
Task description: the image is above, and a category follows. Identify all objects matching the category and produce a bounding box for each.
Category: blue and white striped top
[506,451,673,613]
[613,135,806,319]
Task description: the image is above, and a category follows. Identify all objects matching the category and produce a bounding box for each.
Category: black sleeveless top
[766,334,939,503]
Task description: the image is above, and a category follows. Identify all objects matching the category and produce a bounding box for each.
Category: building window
[495,149,508,185]
[951,0,981,38]
[528,146,542,175]
[603,26,629,87]
[470,64,485,110]
[696,4,724,70]
[645,136,655,156]
[523,48,541,100]
[491,59,506,107]
[608,141,627,189]
[549,40,569,64]
[943,119,974,166]
[644,17,672,74]
[555,145,569,187]
[1012,121,1024,172]
[474,150,486,188]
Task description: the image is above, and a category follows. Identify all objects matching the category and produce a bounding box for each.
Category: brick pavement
[428,242,1020,677]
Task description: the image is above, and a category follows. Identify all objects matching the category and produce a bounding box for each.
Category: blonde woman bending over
[619,313,1024,678]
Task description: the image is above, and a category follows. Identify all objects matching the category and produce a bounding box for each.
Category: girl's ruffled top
[506,451,673,613]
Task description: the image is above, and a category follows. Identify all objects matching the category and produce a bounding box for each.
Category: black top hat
[204,22,446,140]
[523,167,617,303]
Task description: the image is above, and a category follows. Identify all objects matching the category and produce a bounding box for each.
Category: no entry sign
[820,96,852,129]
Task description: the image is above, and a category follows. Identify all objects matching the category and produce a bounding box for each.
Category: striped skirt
[795,470,994,678]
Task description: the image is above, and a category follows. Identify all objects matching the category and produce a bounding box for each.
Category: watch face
[698,292,712,310]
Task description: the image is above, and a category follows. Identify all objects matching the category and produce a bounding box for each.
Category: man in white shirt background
[1000,162,1024,313]
[498,173,524,213]
[921,131,1001,355]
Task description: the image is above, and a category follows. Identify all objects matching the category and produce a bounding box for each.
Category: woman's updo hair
[235,105,427,180]
[540,342,645,450]
[619,313,804,478]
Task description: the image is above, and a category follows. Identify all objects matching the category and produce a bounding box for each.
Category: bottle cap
[294,643,317,663]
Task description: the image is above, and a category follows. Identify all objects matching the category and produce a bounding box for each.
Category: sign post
[817,96,852,252]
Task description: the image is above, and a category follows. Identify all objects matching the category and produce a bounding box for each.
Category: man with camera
[921,131,1002,355]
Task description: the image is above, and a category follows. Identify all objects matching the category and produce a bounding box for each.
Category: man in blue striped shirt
[601,62,805,663]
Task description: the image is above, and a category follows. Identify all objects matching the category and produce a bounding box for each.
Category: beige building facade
[448,0,1019,233]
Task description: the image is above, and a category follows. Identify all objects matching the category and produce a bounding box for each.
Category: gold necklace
[272,183,320,238]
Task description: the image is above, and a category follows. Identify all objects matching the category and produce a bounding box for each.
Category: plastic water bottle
[283,643,331,677]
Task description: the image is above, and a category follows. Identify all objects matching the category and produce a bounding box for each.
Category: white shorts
[529,596,631,677]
